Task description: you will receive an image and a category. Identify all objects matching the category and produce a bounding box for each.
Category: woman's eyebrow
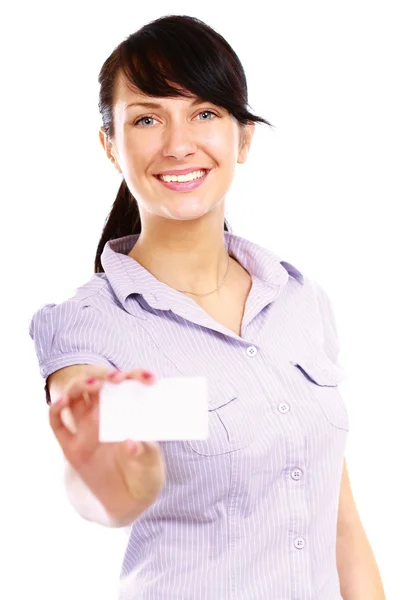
[124,98,206,111]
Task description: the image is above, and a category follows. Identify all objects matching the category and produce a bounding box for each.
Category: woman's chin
[163,202,211,221]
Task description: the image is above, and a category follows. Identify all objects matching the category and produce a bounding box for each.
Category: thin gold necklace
[176,239,231,297]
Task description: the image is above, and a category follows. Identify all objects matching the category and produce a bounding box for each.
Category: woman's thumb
[124,440,161,462]
[124,440,141,456]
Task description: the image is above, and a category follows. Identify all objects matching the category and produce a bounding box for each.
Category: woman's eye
[134,110,218,127]
[134,116,157,127]
[197,110,217,121]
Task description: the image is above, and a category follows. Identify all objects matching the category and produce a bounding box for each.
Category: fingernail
[141,371,154,381]
[107,370,120,379]
[126,440,138,454]
[86,377,98,384]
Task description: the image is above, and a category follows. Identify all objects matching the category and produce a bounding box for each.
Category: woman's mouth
[154,169,211,192]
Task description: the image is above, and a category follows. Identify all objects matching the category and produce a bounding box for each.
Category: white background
[2,1,398,598]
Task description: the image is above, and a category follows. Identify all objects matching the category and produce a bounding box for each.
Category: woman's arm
[63,458,126,527]
[336,459,386,599]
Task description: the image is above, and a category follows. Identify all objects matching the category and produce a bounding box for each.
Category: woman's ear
[237,122,255,165]
[98,127,123,174]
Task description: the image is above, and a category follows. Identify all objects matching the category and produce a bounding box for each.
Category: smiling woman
[27,12,387,600]
[94,14,272,277]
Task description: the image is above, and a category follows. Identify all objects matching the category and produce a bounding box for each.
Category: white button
[294,537,305,549]
[291,469,303,480]
[246,346,258,357]
[278,402,290,413]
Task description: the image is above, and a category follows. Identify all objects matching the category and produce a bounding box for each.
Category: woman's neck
[128,229,230,294]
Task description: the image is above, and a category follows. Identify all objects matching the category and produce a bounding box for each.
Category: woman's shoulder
[72,272,116,307]
[28,272,127,339]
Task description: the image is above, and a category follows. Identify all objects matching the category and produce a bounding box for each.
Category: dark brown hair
[95,14,273,273]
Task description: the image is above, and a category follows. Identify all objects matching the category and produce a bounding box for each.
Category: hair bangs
[117,18,246,119]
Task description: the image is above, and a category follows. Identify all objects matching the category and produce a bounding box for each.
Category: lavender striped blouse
[29,231,348,599]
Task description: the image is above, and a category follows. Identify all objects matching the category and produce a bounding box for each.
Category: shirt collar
[100,231,304,312]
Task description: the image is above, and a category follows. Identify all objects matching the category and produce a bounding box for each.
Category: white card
[98,376,208,442]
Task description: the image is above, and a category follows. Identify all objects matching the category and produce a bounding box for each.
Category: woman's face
[99,72,254,224]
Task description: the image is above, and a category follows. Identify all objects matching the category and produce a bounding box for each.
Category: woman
[28,14,385,600]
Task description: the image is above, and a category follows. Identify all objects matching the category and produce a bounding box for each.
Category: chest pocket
[185,378,253,456]
[290,351,350,431]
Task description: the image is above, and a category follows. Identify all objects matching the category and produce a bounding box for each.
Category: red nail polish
[107,370,120,379]
[141,371,154,380]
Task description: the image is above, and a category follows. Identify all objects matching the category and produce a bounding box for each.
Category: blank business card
[98,376,208,442]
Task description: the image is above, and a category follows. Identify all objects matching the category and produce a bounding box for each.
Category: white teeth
[159,169,207,183]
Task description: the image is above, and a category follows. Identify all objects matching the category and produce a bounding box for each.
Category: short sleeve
[311,281,344,368]
[28,299,115,404]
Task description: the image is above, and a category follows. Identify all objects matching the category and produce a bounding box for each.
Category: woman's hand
[49,369,166,523]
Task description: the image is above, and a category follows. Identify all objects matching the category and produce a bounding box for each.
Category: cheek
[203,128,238,158]
[121,144,155,177]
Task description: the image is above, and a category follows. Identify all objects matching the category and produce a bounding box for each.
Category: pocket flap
[185,378,250,455]
[289,350,349,431]
[290,350,347,387]
[207,378,237,410]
